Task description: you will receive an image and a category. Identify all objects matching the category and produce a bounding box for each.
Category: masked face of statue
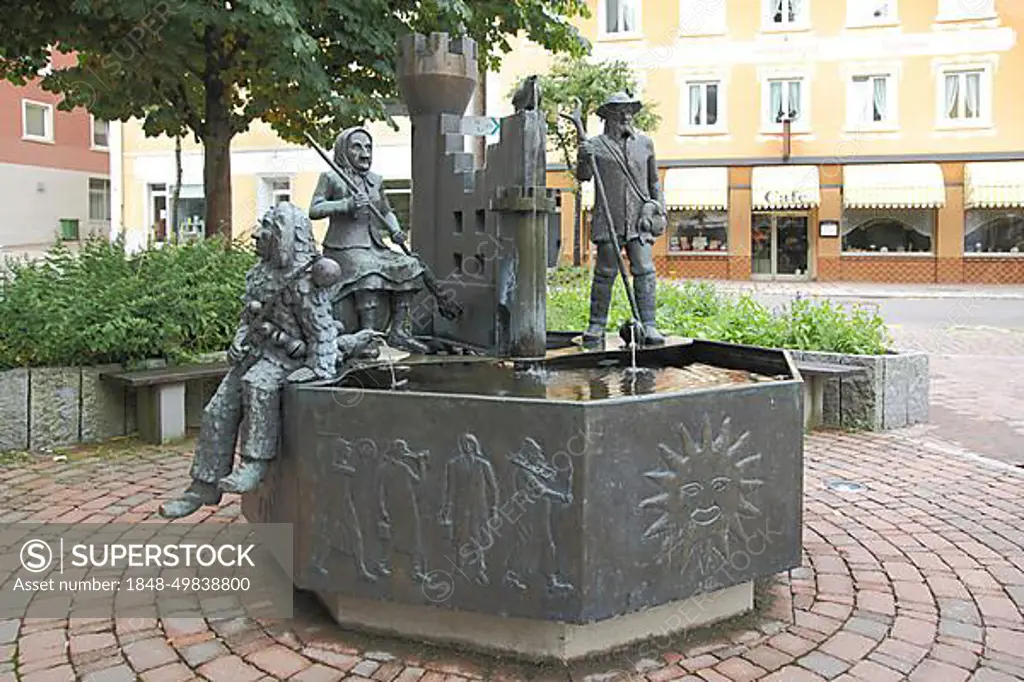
[345,131,373,173]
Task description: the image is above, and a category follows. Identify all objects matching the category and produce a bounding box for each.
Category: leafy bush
[0,236,256,369]
[546,268,891,355]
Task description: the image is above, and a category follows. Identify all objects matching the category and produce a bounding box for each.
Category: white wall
[0,162,108,257]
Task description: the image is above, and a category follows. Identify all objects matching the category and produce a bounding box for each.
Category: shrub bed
[0,237,256,369]
[547,267,891,355]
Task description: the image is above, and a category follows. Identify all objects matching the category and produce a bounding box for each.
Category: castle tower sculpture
[396,32,559,358]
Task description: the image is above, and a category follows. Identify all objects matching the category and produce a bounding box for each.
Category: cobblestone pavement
[1,428,1023,681]
[887,325,1024,466]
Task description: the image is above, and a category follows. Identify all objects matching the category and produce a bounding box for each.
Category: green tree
[0,0,590,239]
[521,56,659,266]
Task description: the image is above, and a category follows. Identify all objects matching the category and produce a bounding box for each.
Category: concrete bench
[794,360,866,430]
[102,363,229,444]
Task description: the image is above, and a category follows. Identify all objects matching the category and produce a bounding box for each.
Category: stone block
[881,354,909,430]
[0,369,29,452]
[790,350,842,428]
[80,365,127,443]
[905,352,930,425]
[838,354,884,431]
[29,367,82,451]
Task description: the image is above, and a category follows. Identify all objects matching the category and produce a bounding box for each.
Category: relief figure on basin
[575,92,667,348]
[159,203,382,519]
[439,433,499,587]
[503,437,575,595]
[639,415,765,586]
[309,127,429,355]
[376,439,431,583]
[312,435,379,582]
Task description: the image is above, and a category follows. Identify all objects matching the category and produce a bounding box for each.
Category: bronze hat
[596,91,642,119]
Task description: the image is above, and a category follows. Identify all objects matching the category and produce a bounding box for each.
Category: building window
[942,69,984,122]
[270,178,291,205]
[937,0,994,21]
[384,179,412,234]
[22,100,54,142]
[849,74,894,127]
[767,0,807,27]
[88,178,111,222]
[91,117,110,149]
[767,78,803,125]
[964,210,1024,254]
[685,81,720,129]
[603,0,639,34]
[848,0,895,25]
[841,208,934,253]
[667,210,729,253]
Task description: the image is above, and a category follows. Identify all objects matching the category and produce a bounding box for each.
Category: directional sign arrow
[460,116,500,137]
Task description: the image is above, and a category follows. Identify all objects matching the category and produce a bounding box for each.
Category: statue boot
[583,273,614,349]
[217,458,268,494]
[388,295,429,355]
[634,273,665,346]
[218,383,277,494]
[159,480,221,518]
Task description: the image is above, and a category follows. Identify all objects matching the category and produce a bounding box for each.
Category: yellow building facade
[496,0,1024,283]
[115,0,1024,284]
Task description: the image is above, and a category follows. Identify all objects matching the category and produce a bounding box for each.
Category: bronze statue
[159,203,381,519]
[576,91,667,348]
[310,127,429,355]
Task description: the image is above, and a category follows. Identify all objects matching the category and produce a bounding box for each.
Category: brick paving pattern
[1,426,1023,681]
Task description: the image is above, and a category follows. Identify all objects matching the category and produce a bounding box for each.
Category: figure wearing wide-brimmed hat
[310,126,429,354]
[577,91,666,348]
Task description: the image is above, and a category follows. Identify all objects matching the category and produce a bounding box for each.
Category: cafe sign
[764,189,815,207]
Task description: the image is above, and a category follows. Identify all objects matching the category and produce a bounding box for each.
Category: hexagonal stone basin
[243,340,804,662]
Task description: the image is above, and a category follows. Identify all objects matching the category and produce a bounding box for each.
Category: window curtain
[689,84,701,125]
[770,82,783,122]
[788,0,801,22]
[621,0,635,32]
[872,77,887,121]
[844,209,934,237]
[772,0,785,22]
[607,0,620,32]
[945,74,959,119]
[706,84,718,125]
[788,81,801,120]
[965,73,980,118]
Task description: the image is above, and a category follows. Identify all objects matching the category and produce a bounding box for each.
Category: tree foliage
[529,55,660,188]
[0,0,591,237]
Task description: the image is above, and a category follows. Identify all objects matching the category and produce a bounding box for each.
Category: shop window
[964,210,1024,254]
[667,210,729,253]
[841,208,934,253]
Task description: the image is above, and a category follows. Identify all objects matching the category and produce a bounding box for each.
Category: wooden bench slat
[794,361,867,377]
[102,362,230,388]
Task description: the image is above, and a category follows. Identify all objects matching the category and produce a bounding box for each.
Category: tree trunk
[202,123,232,240]
[572,186,582,266]
[170,135,182,243]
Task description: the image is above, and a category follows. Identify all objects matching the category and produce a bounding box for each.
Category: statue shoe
[388,331,429,355]
[642,325,666,346]
[582,324,606,349]
[159,481,221,518]
[217,459,269,494]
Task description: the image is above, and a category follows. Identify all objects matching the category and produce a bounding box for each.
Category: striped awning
[843,164,946,208]
[751,166,821,210]
[663,167,729,210]
[965,162,1024,209]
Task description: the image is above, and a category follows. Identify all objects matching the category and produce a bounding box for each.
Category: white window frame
[762,0,810,32]
[90,116,110,150]
[679,0,727,36]
[846,72,898,131]
[936,62,993,130]
[761,74,810,133]
[88,178,111,223]
[846,0,898,27]
[680,79,726,135]
[936,0,995,22]
[257,175,295,217]
[22,99,54,143]
[598,0,642,39]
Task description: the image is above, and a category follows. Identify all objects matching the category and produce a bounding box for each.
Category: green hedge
[0,245,889,370]
[547,267,891,355]
[0,237,256,369]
